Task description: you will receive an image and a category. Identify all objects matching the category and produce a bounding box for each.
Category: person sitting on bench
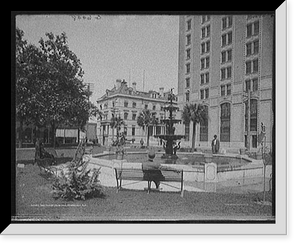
[142,150,165,189]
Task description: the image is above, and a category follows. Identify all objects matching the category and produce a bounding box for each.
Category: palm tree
[110,115,125,143]
[181,103,208,151]
[137,109,158,147]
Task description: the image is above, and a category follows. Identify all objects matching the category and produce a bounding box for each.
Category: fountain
[154,89,185,159]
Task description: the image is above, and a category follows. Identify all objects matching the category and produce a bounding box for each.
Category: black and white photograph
[8,6,288,235]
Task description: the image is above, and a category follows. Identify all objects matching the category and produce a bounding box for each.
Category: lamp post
[261,122,267,204]
[243,89,252,151]
[85,83,94,142]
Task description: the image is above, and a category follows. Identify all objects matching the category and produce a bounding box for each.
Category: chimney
[115,79,122,89]
[132,82,137,92]
[159,87,164,97]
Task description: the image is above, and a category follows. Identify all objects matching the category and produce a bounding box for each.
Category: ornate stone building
[97,79,171,146]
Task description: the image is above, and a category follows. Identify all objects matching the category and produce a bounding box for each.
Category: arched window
[220,103,231,142]
[244,99,258,132]
[200,105,208,141]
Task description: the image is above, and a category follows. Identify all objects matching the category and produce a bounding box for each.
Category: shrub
[51,168,104,201]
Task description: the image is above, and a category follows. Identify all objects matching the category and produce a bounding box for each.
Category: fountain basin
[92,151,268,182]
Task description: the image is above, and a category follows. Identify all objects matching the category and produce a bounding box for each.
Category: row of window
[186,27,210,46]
[185,57,210,74]
[103,124,168,137]
[101,101,167,111]
[200,56,210,70]
[245,78,259,92]
[201,40,210,54]
[186,15,232,33]
[245,59,259,74]
[126,125,164,137]
[222,16,233,30]
[221,49,232,64]
[101,101,137,109]
[108,111,167,122]
[185,72,210,88]
[246,40,259,56]
[220,66,232,80]
[221,84,231,96]
[186,19,260,48]
[122,112,136,121]
[200,88,209,100]
[200,72,210,84]
[186,39,257,63]
[246,21,259,38]
[187,76,259,96]
[221,31,232,47]
[185,83,230,102]
[186,16,259,37]
[185,61,259,90]
[185,40,210,60]
[201,25,210,39]
[123,101,136,108]
[103,125,136,136]
[186,48,232,69]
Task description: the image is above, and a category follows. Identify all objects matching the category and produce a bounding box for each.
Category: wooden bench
[114,167,184,197]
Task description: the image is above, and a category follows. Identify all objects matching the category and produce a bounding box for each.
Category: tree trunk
[33,125,38,146]
[78,129,80,144]
[51,121,57,148]
[192,122,196,151]
[18,119,23,148]
[111,126,115,144]
[146,126,150,147]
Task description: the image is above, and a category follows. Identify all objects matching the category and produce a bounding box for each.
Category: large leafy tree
[16,28,49,146]
[16,27,30,147]
[137,109,158,147]
[16,29,100,147]
[181,103,208,151]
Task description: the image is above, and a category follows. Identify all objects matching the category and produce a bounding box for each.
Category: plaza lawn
[14,163,274,222]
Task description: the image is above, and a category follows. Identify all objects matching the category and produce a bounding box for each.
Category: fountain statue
[154,89,185,159]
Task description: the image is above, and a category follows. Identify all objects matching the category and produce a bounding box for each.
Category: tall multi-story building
[177,14,274,151]
[97,79,171,146]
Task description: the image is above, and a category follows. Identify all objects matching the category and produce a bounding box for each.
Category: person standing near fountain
[142,150,165,189]
[211,135,220,154]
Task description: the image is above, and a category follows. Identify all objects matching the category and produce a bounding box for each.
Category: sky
[16,14,179,105]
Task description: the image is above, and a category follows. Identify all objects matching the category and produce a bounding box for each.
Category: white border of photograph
[1,1,287,235]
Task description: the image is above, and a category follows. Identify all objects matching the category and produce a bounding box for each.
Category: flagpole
[143,70,145,92]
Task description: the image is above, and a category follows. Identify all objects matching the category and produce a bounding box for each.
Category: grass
[14,163,274,222]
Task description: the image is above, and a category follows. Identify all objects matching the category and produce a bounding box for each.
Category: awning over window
[56,129,78,137]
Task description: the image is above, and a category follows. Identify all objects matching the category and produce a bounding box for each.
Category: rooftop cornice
[97,93,171,104]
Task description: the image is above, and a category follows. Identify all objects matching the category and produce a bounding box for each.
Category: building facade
[177,14,274,151]
[97,79,171,146]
